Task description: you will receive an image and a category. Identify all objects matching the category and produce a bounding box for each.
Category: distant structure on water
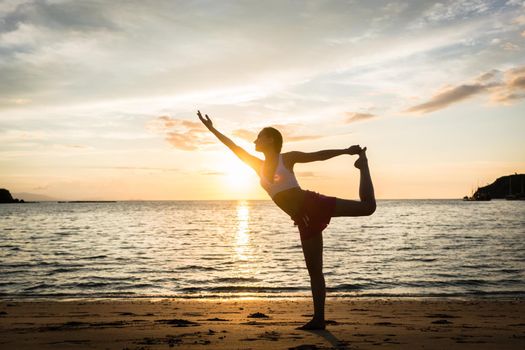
[463,174,525,201]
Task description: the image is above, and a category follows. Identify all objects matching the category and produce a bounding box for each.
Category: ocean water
[1,200,524,299]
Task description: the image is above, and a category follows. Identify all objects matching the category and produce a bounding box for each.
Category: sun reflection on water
[235,201,252,262]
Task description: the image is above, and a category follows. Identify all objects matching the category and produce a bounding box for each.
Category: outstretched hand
[197,110,213,130]
[347,145,362,155]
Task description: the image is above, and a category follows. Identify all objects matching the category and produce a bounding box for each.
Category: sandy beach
[0,297,524,349]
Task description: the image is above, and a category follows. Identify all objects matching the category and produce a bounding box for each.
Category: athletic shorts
[292,190,337,241]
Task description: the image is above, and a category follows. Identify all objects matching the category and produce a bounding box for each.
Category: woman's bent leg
[333,149,376,217]
[298,232,326,330]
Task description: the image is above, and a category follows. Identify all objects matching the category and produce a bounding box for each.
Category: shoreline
[2,292,524,302]
[1,297,524,349]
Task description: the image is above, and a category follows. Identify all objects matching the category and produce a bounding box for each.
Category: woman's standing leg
[298,232,326,330]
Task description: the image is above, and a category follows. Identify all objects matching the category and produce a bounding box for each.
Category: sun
[220,155,257,192]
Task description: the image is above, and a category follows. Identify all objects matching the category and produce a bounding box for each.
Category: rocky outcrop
[0,188,25,203]
[474,174,525,199]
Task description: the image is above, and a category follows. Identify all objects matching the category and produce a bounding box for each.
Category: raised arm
[285,146,362,165]
[197,111,262,173]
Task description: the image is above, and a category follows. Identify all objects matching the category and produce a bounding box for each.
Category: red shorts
[292,190,337,241]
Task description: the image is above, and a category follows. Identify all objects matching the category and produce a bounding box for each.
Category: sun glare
[235,201,251,261]
[221,155,257,192]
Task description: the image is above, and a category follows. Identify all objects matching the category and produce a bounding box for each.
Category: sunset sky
[1,0,524,200]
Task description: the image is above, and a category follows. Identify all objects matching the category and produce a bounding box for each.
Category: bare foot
[354,147,368,169]
[296,318,326,330]
[347,145,362,155]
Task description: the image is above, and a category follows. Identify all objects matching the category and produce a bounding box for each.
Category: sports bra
[259,154,300,198]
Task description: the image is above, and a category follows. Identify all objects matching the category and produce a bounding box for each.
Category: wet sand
[0,297,524,349]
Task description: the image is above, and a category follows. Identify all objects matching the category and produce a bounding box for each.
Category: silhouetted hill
[474,174,525,199]
[0,188,25,203]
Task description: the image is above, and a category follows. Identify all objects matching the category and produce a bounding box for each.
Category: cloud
[415,0,492,26]
[0,0,523,128]
[491,66,525,103]
[502,42,520,51]
[0,1,116,33]
[155,116,202,130]
[51,143,89,150]
[164,132,200,151]
[155,116,178,128]
[0,129,48,141]
[233,124,322,144]
[513,14,525,25]
[1,0,518,115]
[406,65,525,113]
[148,116,212,150]
[232,129,257,142]
[285,134,323,142]
[476,69,501,82]
[406,84,489,113]
[267,124,323,142]
[345,112,377,123]
[3,1,370,108]
[507,67,525,88]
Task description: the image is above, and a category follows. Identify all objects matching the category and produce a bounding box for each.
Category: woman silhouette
[198,110,376,330]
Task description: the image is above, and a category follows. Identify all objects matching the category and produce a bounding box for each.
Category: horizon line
[7,197,487,202]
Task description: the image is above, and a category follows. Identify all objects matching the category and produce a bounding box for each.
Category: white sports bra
[259,154,300,198]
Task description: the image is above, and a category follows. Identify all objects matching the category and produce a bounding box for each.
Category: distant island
[1,188,117,203]
[0,188,25,203]
[12,192,57,201]
[466,174,525,201]
[57,201,117,203]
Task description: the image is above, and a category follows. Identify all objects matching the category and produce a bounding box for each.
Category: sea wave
[1,200,524,299]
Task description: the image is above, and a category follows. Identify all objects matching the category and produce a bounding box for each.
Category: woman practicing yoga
[198,111,376,330]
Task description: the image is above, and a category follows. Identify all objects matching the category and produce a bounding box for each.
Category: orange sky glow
[1,1,524,200]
